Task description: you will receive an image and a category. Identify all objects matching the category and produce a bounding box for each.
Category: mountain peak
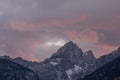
[60,41,76,49]
[84,50,96,64]
[84,50,95,58]
[65,41,74,45]
[56,41,81,54]
[49,41,84,70]
[84,50,93,56]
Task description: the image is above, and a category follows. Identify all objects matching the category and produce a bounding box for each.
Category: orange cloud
[78,29,99,43]
[15,45,38,61]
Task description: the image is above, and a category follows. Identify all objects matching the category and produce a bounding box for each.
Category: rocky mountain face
[36,41,96,80]
[79,56,120,80]
[49,41,84,70]
[0,58,39,80]
[77,47,120,80]
[0,41,120,80]
[1,41,96,80]
[83,50,96,64]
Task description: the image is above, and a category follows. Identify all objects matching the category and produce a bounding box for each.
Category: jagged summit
[48,41,85,70]
[84,50,96,64]
[84,50,92,55]
[51,41,83,59]
[63,41,75,46]
[56,41,81,53]
[85,50,92,53]
[57,41,77,51]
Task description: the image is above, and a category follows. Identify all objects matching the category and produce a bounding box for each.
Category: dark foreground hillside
[0,59,39,80]
[79,56,120,80]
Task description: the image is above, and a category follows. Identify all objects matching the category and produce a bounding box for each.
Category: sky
[0,0,120,61]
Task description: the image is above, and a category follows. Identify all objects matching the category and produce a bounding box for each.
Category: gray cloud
[0,0,120,61]
[97,30,120,46]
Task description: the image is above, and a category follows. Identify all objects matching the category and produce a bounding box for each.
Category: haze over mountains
[0,41,120,80]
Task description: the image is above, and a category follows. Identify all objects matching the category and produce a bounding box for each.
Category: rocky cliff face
[78,47,120,80]
[80,56,120,80]
[49,41,84,70]
[83,50,96,64]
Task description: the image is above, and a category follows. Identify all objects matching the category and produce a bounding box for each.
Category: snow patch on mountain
[50,61,58,66]
[74,65,82,71]
[66,69,73,80]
